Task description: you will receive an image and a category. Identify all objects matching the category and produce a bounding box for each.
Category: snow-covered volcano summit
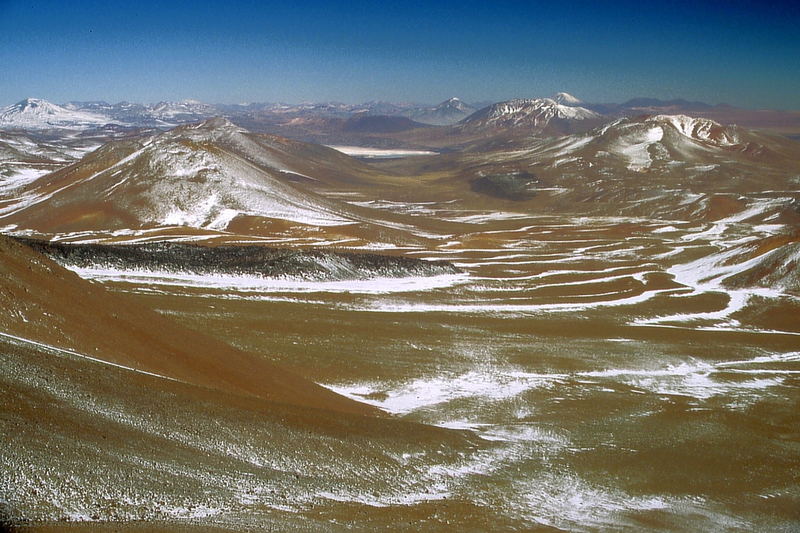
[552,92,584,106]
[459,98,600,131]
[0,98,112,130]
[438,97,472,112]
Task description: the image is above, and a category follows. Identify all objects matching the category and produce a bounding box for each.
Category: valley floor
[4,199,798,532]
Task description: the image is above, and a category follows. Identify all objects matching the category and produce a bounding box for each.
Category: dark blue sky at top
[1,0,799,109]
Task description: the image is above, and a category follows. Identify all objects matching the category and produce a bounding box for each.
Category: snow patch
[67,266,470,295]
[325,146,437,158]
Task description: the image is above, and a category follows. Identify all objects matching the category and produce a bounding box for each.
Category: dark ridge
[471,172,539,201]
[342,115,428,133]
[13,237,460,281]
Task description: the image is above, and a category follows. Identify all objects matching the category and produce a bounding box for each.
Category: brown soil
[703,195,747,221]
[0,235,380,417]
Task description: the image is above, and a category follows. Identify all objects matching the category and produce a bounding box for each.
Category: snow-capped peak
[461,98,599,129]
[553,92,583,106]
[0,98,112,129]
[436,97,471,112]
[17,98,51,109]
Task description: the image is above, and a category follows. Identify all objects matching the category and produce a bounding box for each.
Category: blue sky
[1,0,799,108]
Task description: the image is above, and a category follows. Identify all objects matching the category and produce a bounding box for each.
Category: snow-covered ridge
[591,114,741,148]
[484,99,598,121]
[516,112,761,174]
[0,117,406,235]
[109,120,354,228]
[0,98,112,130]
[149,100,217,119]
[651,115,739,146]
[461,98,600,129]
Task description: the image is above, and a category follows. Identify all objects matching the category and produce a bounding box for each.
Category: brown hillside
[0,235,380,417]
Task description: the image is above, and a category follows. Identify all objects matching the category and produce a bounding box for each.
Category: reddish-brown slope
[0,235,380,417]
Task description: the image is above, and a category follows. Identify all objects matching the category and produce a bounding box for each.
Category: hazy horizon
[2,0,800,110]
[0,93,775,110]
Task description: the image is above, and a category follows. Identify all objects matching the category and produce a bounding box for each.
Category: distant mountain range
[5,92,785,132]
[3,94,800,158]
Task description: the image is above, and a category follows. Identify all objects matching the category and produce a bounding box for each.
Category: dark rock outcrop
[14,238,460,281]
